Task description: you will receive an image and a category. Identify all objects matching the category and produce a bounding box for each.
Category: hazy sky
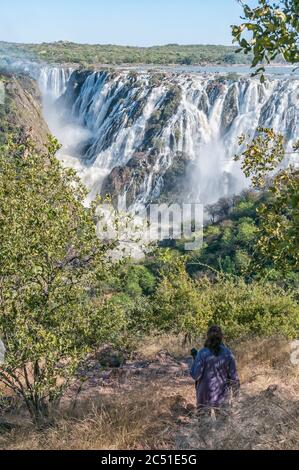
[1,0,245,46]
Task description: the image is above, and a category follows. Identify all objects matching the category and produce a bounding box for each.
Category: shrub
[151,256,299,340]
[0,138,124,424]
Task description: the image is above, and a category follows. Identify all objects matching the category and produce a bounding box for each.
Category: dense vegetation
[0,0,298,427]
[0,135,298,424]
[0,137,126,423]
[0,41,253,66]
[0,74,15,144]
[0,73,49,149]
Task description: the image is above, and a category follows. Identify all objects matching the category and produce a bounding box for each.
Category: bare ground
[0,336,298,450]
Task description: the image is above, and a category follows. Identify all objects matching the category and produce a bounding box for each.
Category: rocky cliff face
[0,72,49,148]
[43,69,297,211]
[11,65,297,211]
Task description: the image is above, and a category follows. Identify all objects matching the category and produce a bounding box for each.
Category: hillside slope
[0,337,298,450]
[0,72,49,148]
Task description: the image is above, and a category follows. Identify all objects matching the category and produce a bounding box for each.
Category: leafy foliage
[236,128,285,187]
[232,0,299,79]
[150,255,299,339]
[231,2,299,281]
[0,75,18,144]
[151,253,212,335]
[0,137,125,423]
[235,128,299,272]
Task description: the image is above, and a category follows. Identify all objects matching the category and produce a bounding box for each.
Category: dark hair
[204,325,223,356]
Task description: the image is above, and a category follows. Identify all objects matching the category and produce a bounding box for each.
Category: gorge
[2,62,299,213]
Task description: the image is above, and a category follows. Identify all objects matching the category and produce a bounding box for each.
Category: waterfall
[0,59,72,98]
[38,66,72,99]
[40,68,299,211]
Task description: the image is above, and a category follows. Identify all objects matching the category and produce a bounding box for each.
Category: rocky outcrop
[142,85,182,149]
[155,152,195,204]
[206,80,224,105]
[95,344,126,368]
[41,67,298,210]
[102,149,196,207]
[221,83,239,133]
[102,151,160,207]
[0,72,49,148]
[58,69,94,109]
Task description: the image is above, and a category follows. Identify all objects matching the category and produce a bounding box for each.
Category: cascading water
[38,66,72,99]
[39,67,299,212]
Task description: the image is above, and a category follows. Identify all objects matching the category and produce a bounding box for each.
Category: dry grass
[135,333,194,359]
[1,386,178,450]
[0,335,298,450]
[177,337,299,450]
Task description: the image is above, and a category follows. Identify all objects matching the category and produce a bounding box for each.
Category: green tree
[233,4,298,272]
[235,128,299,272]
[232,0,299,80]
[150,253,299,339]
[236,217,257,245]
[151,252,212,337]
[0,137,126,424]
[204,277,299,339]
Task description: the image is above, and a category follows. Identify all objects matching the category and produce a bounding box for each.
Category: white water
[39,67,299,212]
[38,66,71,99]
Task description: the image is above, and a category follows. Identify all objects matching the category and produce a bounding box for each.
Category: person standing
[190,325,240,410]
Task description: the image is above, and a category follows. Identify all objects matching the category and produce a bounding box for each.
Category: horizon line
[0,39,237,48]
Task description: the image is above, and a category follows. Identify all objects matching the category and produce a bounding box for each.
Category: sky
[1,0,245,46]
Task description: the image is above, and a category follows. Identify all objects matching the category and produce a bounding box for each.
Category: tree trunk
[25,397,50,427]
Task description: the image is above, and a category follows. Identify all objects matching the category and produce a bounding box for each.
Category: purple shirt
[190,345,239,408]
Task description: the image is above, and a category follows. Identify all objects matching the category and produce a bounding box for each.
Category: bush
[205,278,299,339]
[0,138,124,424]
[151,256,299,340]
[151,256,212,335]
